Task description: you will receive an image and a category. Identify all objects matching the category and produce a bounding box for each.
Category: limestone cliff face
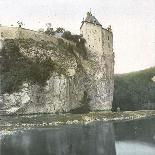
[2,73,85,114]
[0,37,113,114]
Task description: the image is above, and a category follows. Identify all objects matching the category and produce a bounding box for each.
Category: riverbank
[0,110,155,131]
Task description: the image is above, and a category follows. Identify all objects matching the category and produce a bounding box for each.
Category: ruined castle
[0,12,114,114]
[80,12,114,110]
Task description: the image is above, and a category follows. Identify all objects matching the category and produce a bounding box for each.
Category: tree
[56,27,65,33]
[46,23,51,29]
[62,31,72,40]
[45,28,55,36]
[17,21,23,28]
[45,23,55,36]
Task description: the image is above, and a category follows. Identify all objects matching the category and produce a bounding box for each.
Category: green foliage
[56,27,65,33]
[57,38,74,56]
[18,39,56,51]
[45,28,55,36]
[57,38,64,46]
[1,39,62,94]
[62,31,83,43]
[61,31,72,40]
[17,38,36,49]
[113,67,155,111]
[45,27,65,36]
[75,38,87,59]
[61,31,87,59]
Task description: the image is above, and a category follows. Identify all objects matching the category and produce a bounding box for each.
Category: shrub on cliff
[56,27,65,33]
[45,28,55,36]
[62,31,82,43]
[62,31,87,59]
[0,39,62,94]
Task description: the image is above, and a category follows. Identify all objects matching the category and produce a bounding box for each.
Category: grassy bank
[0,110,155,131]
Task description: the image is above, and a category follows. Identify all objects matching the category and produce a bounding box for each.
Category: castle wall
[0,26,56,44]
[18,28,58,44]
[80,21,114,111]
[0,26,75,46]
[80,23,114,78]
[102,29,114,109]
[102,28,114,79]
[80,23,103,55]
[0,27,19,39]
[102,28,113,54]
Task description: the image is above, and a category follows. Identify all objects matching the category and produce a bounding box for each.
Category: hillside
[113,67,155,111]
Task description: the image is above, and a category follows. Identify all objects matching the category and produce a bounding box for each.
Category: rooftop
[83,12,102,26]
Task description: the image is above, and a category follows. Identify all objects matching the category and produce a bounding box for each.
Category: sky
[0,0,155,73]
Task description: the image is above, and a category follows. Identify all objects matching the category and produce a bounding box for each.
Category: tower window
[108,43,110,48]
[99,38,100,42]
[108,36,110,40]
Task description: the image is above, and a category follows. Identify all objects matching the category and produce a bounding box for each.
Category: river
[0,117,155,155]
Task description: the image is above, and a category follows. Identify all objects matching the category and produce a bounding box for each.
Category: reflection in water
[114,118,155,155]
[0,122,116,155]
[114,118,155,145]
[116,141,155,155]
[0,118,155,155]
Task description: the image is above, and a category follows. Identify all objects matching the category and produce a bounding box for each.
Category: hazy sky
[0,0,155,73]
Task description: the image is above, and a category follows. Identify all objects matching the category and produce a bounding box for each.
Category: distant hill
[113,67,155,111]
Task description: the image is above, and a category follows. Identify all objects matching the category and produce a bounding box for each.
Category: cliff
[113,67,155,111]
[0,29,113,115]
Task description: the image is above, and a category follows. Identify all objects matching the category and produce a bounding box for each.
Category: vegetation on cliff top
[0,33,88,94]
[113,67,155,111]
[44,26,87,59]
[0,39,64,94]
[61,31,87,59]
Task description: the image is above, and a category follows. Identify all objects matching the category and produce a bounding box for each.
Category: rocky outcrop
[1,72,85,114]
[0,38,113,114]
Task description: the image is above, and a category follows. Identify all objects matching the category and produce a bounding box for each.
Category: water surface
[0,118,155,155]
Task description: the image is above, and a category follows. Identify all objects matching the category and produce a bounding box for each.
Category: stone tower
[80,12,114,111]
